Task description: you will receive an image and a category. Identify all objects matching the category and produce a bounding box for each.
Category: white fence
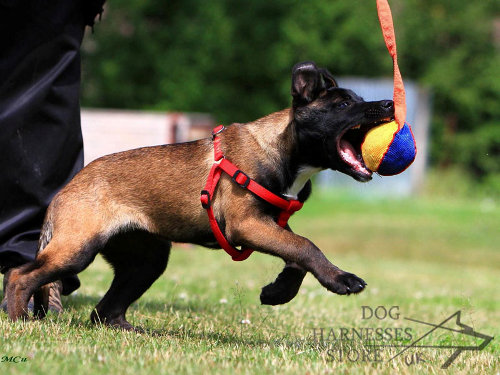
[81,109,214,165]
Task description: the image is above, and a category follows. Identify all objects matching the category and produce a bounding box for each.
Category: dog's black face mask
[291,61,395,182]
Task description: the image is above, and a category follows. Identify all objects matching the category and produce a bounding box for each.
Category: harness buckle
[232,170,251,188]
[211,125,225,139]
[200,190,211,209]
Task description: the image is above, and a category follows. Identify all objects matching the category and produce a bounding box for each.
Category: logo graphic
[365,310,493,368]
[270,306,495,369]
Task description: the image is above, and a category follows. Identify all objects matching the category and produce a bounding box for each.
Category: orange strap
[376,0,406,128]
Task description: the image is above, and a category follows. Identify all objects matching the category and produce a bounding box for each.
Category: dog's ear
[291,62,338,106]
[291,61,323,105]
[319,68,338,90]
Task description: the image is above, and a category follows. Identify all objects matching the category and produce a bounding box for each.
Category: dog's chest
[283,166,321,199]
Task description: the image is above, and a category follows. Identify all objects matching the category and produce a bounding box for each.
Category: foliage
[454,124,500,177]
[397,0,500,168]
[81,0,499,177]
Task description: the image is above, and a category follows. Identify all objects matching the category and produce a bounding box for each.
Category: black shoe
[47,280,63,314]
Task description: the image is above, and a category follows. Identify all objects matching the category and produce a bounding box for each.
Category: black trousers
[0,1,102,295]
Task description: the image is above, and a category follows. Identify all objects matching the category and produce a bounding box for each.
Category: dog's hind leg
[260,262,306,305]
[7,235,104,321]
[33,283,51,319]
[90,229,170,332]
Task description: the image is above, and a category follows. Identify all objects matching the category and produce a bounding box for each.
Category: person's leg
[0,1,103,310]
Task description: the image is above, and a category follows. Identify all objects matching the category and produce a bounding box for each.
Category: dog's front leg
[228,218,366,296]
[260,261,306,305]
[259,225,307,305]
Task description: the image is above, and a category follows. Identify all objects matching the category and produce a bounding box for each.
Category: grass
[1,190,498,374]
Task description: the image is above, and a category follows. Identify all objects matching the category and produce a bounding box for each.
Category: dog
[7,61,394,331]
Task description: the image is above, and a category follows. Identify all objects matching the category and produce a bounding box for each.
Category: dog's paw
[260,281,299,306]
[260,267,306,306]
[323,272,367,295]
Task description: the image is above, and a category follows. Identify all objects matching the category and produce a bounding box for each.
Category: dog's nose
[380,100,394,110]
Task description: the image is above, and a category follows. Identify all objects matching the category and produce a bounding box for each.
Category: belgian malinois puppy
[7,61,395,331]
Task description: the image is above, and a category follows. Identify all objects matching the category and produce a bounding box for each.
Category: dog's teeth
[352,125,361,129]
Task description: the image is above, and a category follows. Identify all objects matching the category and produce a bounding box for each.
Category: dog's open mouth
[336,118,393,181]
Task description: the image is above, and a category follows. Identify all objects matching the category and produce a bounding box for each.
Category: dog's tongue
[339,139,371,175]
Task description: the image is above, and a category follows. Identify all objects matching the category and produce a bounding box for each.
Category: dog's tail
[37,209,54,253]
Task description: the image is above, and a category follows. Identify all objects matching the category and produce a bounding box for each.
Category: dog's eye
[337,101,350,109]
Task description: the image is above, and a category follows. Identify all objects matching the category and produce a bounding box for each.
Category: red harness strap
[200,125,304,261]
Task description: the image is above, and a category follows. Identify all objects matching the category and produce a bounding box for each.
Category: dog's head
[291,61,394,182]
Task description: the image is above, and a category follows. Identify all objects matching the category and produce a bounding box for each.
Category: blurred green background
[80,0,499,197]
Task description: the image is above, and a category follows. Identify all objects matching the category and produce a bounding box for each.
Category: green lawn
[1,191,498,374]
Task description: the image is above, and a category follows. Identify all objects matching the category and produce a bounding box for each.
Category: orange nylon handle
[376,0,406,128]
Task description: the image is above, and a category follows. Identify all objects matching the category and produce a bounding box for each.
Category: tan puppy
[7,61,395,331]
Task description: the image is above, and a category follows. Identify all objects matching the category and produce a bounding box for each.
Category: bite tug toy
[360,0,417,175]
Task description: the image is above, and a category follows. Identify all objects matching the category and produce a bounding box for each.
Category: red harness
[200,125,303,261]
